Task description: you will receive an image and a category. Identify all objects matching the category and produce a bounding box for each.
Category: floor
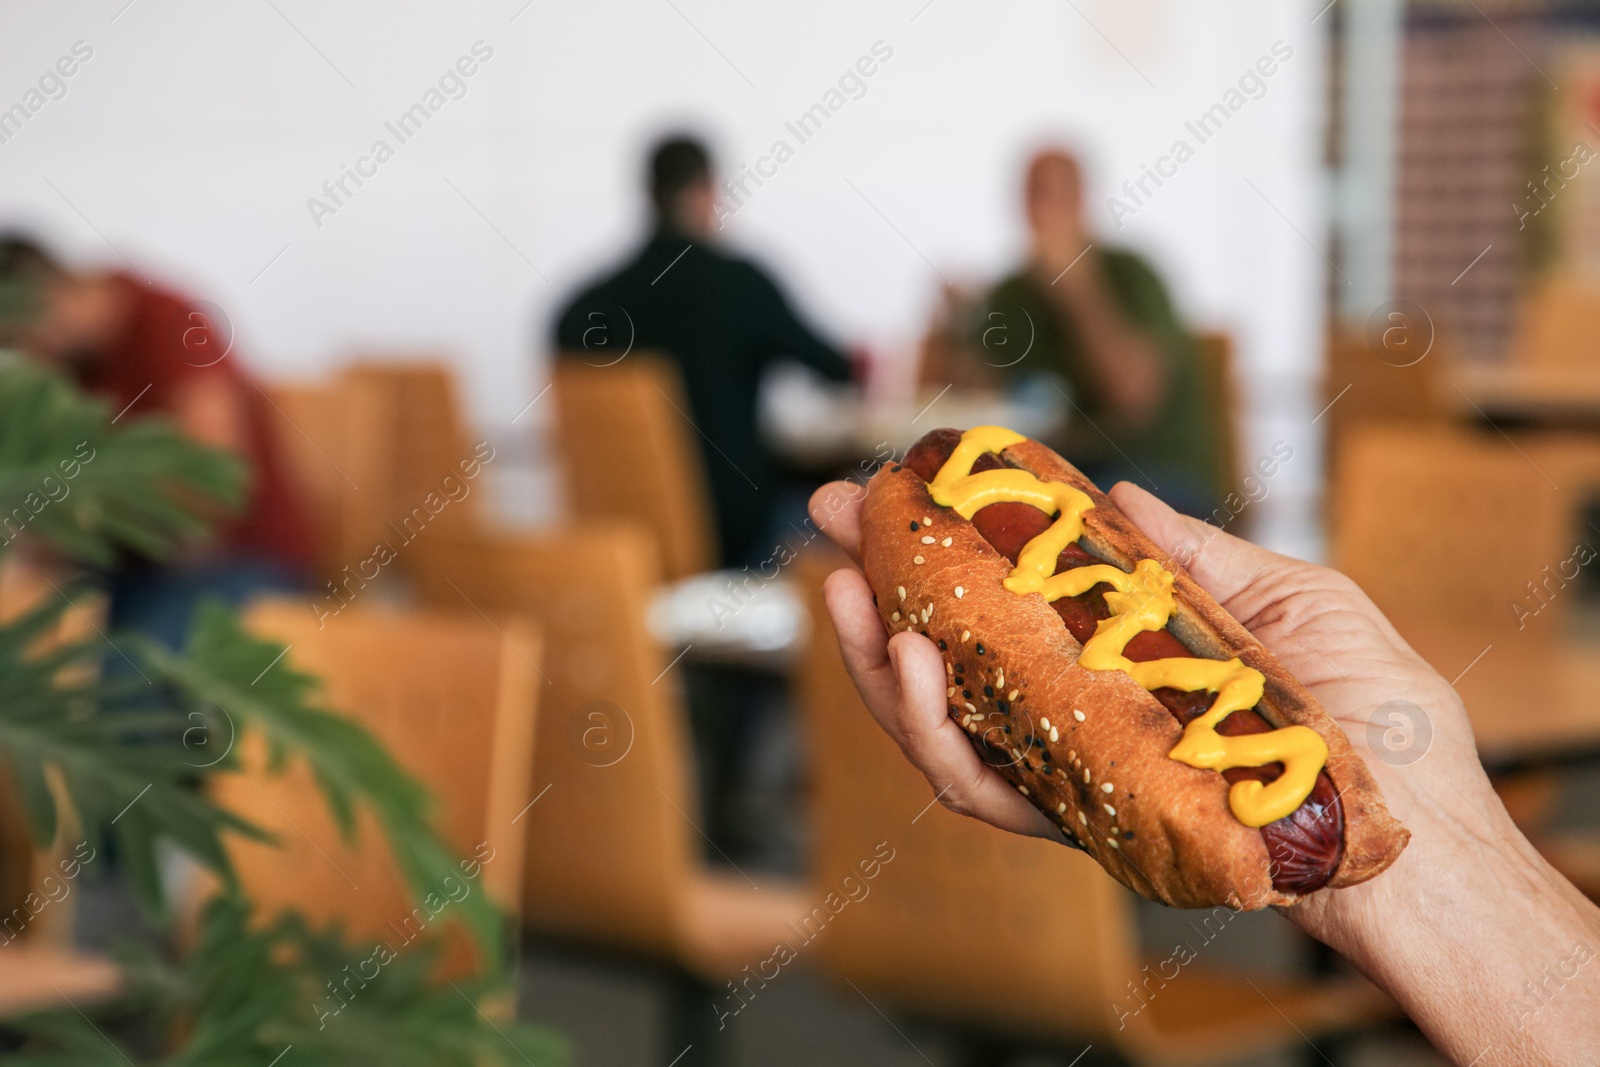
[503,665,1453,1067]
[513,936,1449,1067]
[59,866,1455,1067]
[64,651,1576,1066]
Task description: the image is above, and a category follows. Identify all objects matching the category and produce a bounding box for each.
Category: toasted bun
[860,436,1408,909]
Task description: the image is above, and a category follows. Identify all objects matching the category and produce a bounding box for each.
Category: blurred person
[951,148,1220,516]
[808,477,1600,1064]
[552,137,855,864]
[0,235,312,646]
[553,134,855,570]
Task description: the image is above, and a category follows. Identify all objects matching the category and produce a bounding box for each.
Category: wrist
[1289,775,1600,1064]
[1289,786,1500,954]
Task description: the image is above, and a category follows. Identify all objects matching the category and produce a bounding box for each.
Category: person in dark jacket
[553,135,853,569]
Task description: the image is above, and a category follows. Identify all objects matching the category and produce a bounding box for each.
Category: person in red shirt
[0,236,313,645]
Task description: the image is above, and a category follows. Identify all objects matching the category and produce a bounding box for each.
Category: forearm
[763,287,851,382]
[1296,783,1600,1064]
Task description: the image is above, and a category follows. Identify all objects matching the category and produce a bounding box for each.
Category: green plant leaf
[10,894,570,1066]
[133,603,509,973]
[0,357,561,1060]
[0,591,267,919]
[0,358,243,567]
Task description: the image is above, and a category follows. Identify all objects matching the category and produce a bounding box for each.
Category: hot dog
[861,426,1408,909]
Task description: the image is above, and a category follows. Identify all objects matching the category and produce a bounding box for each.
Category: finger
[808,481,865,563]
[1108,481,1295,610]
[887,632,1057,839]
[822,568,901,736]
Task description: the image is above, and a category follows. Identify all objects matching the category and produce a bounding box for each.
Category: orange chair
[794,551,1393,1065]
[0,556,105,950]
[0,557,120,1012]
[1331,424,1569,639]
[261,360,485,584]
[552,355,718,581]
[343,359,486,545]
[409,523,810,976]
[1329,424,1600,754]
[261,374,386,581]
[1320,328,1448,487]
[1510,278,1600,373]
[210,601,540,979]
[1330,424,1600,900]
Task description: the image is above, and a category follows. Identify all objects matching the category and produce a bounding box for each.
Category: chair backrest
[213,601,540,977]
[408,524,699,959]
[1331,425,1574,638]
[260,375,394,580]
[1510,278,1600,371]
[258,381,342,543]
[1331,426,1600,761]
[793,551,1140,1039]
[344,360,485,545]
[552,355,718,580]
[1320,329,1446,483]
[0,557,97,948]
[263,361,484,583]
[1194,331,1240,510]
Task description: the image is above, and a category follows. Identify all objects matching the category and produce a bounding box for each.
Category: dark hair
[0,233,60,283]
[0,233,60,332]
[649,136,712,221]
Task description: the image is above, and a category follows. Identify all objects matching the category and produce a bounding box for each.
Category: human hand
[807,477,1494,909]
[1030,213,1091,283]
[811,473,1600,1060]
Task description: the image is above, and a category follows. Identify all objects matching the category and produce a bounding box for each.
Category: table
[761,368,1068,470]
[1448,362,1600,426]
[648,570,809,671]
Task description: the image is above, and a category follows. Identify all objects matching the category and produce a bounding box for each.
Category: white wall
[0,0,1328,555]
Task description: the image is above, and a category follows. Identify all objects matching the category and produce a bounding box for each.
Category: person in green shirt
[974,149,1220,517]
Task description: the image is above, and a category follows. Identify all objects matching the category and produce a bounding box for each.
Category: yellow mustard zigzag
[926,425,1326,828]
